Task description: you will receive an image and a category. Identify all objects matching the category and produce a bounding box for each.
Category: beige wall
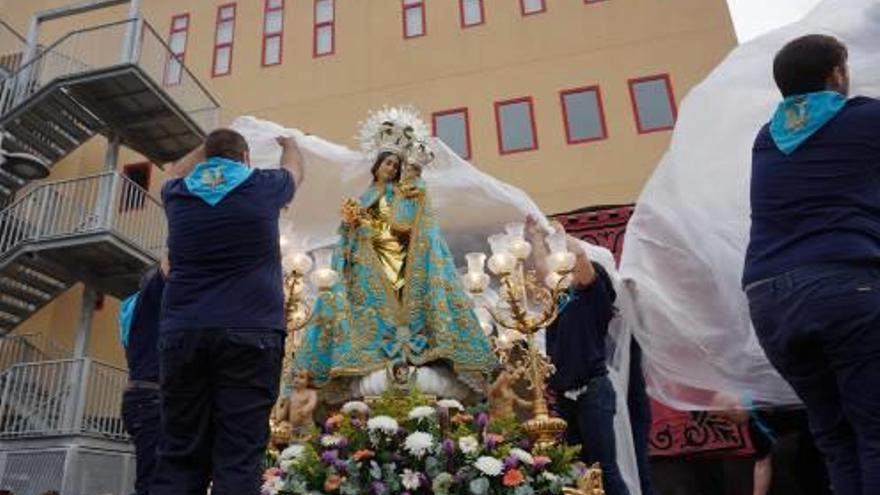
[0,0,736,365]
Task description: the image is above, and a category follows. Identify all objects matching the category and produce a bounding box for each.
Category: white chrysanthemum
[261,476,285,494]
[367,415,399,434]
[509,448,535,465]
[541,472,560,482]
[474,456,504,477]
[436,399,464,411]
[279,444,305,461]
[408,406,436,420]
[321,434,344,447]
[401,468,422,490]
[458,435,479,455]
[404,431,434,458]
[341,400,370,415]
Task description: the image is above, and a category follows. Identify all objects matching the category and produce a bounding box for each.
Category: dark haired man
[527,217,632,495]
[119,260,167,495]
[152,129,304,494]
[744,34,880,495]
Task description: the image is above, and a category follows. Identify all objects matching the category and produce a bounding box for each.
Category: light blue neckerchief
[769,91,846,155]
[118,292,139,348]
[183,157,254,206]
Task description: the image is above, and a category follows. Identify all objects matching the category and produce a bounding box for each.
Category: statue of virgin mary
[290,108,498,400]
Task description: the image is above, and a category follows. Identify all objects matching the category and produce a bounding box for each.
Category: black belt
[126,380,160,391]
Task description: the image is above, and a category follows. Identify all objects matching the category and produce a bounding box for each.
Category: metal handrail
[0,357,128,440]
[0,172,165,262]
[0,17,218,130]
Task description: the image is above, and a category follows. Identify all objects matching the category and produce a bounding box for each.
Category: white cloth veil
[619,0,880,410]
[230,115,642,494]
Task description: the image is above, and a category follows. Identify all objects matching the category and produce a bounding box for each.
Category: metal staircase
[0,172,166,334]
[0,16,219,202]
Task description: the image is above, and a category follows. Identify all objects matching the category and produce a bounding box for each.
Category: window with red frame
[164,14,189,86]
[121,162,151,211]
[212,4,236,77]
[432,108,472,159]
[460,0,485,27]
[262,0,284,66]
[560,86,608,144]
[629,74,677,133]
[520,0,546,15]
[403,0,426,38]
[494,98,538,154]
[314,0,335,57]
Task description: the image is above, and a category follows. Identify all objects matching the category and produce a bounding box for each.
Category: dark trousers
[747,263,880,495]
[122,387,161,495]
[628,339,655,495]
[151,329,284,495]
[558,374,631,495]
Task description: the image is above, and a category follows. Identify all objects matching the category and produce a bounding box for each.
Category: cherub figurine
[563,463,605,495]
[488,370,532,420]
[288,369,318,440]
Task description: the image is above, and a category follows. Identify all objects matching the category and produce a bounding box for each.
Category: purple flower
[371,481,387,494]
[533,456,551,470]
[333,459,348,473]
[475,412,489,430]
[518,438,533,450]
[321,450,339,464]
[504,456,519,470]
[484,435,498,451]
[442,438,455,456]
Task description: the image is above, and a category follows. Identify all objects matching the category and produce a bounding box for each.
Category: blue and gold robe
[293,179,496,393]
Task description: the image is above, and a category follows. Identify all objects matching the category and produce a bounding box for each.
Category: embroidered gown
[293,178,496,394]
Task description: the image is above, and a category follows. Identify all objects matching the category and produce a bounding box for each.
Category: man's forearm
[280,142,304,186]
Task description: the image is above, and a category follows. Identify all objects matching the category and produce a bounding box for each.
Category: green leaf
[425,456,443,478]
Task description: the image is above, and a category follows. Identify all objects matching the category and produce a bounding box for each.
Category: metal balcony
[0,172,165,334]
[0,17,219,201]
[0,358,134,494]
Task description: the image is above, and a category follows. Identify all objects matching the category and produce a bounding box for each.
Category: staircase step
[6,122,63,163]
[9,263,67,295]
[19,110,79,152]
[52,89,103,131]
[35,100,91,143]
[0,276,51,304]
[0,295,35,319]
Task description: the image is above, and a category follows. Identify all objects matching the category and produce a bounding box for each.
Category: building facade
[0,0,736,367]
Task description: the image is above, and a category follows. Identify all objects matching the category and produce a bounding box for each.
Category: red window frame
[164,13,189,86]
[519,0,546,16]
[262,0,285,67]
[432,107,472,160]
[559,85,608,145]
[628,73,678,134]
[313,0,335,58]
[121,162,152,212]
[459,0,485,28]
[403,0,427,39]
[212,3,236,77]
[494,96,539,155]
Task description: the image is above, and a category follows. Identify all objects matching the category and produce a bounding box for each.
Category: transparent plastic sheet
[619,0,880,410]
[231,116,641,494]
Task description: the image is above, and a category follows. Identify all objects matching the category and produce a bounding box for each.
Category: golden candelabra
[463,222,577,451]
[269,244,338,452]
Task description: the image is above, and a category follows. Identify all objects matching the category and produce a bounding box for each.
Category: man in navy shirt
[152,129,303,495]
[119,261,167,495]
[528,217,631,495]
[744,34,880,495]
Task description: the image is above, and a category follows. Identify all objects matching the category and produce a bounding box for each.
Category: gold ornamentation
[563,463,606,495]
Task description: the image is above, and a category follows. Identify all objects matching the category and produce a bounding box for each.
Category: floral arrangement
[262,391,584,495]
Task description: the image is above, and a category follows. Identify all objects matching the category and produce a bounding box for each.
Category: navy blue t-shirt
[743,97,880,286]
[546,262,615,393]
[161,168,295,333]
[127,270,164,382]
